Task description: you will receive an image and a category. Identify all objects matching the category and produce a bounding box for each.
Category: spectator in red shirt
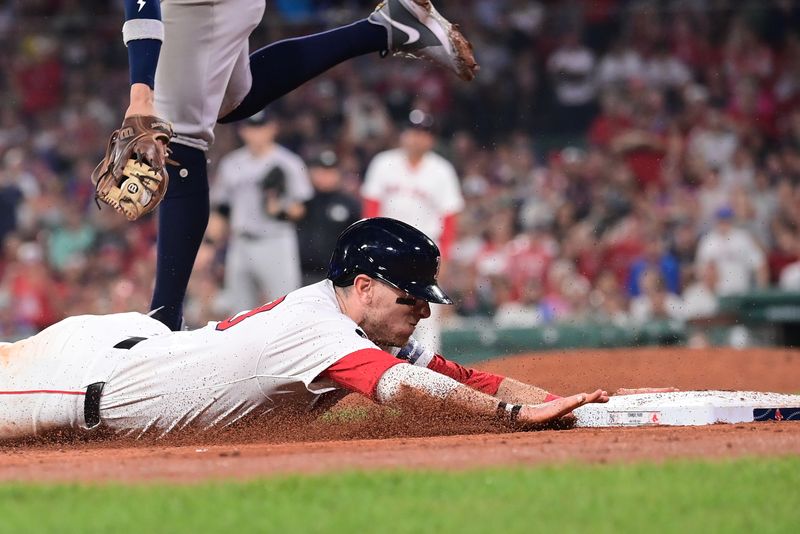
[5,243,58,332]
[588,90,634,148]
[12,35,63,115]
[609,87,669,191]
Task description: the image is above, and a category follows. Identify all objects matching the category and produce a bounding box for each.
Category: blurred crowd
[1,0,800,340]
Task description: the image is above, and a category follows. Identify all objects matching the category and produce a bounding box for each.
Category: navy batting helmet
[327,217,452,305]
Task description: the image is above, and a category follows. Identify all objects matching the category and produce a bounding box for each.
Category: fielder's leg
[219,0,477,123]
[150,0,265,329]
[149,143,209,330]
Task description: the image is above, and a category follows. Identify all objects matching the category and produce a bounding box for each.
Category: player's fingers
[526,390,605,423]
[584,389,609,404]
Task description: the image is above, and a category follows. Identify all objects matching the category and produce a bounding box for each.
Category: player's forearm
[126,84,156,117]
[123,0,163,96]
[440,383,577,427]
[374,364,602,427]
[494,377,558,405]
[376,364,514,418]
[421,378,607,429]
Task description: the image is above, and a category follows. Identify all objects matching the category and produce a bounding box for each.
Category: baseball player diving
[1,218,612,442]
[91,0,479,332]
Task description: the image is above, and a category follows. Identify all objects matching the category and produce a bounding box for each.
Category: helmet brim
[378,274,453,305]
[412,283,453,305]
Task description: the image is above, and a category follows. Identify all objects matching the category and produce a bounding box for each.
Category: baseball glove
[261,165,286,196]
[91,115,174,221]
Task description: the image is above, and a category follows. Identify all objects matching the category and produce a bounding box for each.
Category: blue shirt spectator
[628,238,681,297]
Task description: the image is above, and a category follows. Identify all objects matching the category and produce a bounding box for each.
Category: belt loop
[84,382,105,429]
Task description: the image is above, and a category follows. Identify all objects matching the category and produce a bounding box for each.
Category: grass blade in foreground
[1,456,797,534]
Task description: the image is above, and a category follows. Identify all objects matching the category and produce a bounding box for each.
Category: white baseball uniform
[361,148,464,351]
[361,148,464,242]
[211,144,313,312]
[0,282,383,440]
[695,227,766,295]
[1,279,505,441]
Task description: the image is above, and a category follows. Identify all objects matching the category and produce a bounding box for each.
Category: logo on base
[753,407,800,421]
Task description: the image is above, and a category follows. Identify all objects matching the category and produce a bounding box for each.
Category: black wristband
[496,401,523,424]
[510,404,522,423]
[496,401,508,420]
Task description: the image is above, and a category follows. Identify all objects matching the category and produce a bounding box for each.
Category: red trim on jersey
[216,296,286,331]
[543,393,562,402]
[362,198,381,219]
[439,213,457,260]
[426,354,504,395]
[322,348,405,400]
[0,389,85,396]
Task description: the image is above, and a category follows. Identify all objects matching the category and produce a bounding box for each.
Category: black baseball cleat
[368,0,479,81]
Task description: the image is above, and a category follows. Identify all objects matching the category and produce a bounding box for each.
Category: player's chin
[390,328,414,347]
[371,329,411,348]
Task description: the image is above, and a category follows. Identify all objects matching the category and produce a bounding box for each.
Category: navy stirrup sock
[219,19,386,123]
[149,143,209,330]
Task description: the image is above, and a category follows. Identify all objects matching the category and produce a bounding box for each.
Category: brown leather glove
[91,115,174,221]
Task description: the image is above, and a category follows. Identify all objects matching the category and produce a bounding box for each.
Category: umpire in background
[296,149,361,285]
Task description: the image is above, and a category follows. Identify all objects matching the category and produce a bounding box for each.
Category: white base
[574,391,800,427]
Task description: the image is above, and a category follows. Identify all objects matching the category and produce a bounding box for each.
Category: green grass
[2,456,798,534]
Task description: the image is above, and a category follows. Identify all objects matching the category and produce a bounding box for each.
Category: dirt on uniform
[1,347,799,483]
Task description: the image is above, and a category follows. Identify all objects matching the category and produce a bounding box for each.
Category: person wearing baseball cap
[0,218,624,442]
[695,205,768,296]
[400,109,439,165]
[209,105,312,316]
[296,149,362,285]
[360,107,464,353]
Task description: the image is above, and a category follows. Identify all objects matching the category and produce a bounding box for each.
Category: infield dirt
[1,347,799,483]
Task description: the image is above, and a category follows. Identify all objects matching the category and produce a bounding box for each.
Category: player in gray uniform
[118,0,478,331]
[0,218,610,441]
[211,110,312,312]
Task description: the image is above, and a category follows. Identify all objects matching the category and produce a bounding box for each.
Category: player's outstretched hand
[614,387,679,396]
[516,389,609,429]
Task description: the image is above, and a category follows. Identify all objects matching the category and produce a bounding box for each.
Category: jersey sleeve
[321,349,406,400]
[426,354,504,395]
[268,299,392,395]
[392,336,504,395]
